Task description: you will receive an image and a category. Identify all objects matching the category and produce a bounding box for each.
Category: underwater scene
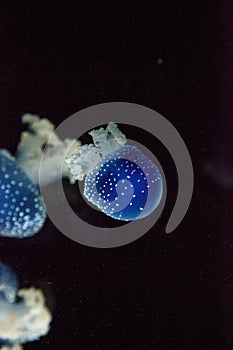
[0,2,230,350]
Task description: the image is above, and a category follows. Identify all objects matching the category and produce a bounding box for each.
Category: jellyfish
[0,262,52,350]
[0,114,79,238]
[1,113,163,233]
[0,151,46,238]
[66,122,163,221]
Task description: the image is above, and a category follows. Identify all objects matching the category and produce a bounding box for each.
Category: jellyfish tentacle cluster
[66,122,127,181]
[0,262,52,350]
[66,123,163,221]
[16,114,80,187]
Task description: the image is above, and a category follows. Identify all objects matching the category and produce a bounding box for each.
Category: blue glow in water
[84,145,163,221]
[0,152,46,238]
[0,262,18,303]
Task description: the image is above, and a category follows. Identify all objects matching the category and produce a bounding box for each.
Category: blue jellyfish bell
[66,123,163,221]
[0,113,80,238]
[0,151,46,238]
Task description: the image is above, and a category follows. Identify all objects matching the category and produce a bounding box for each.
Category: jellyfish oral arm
[0,263,52,350]
[15,114,80,187]
[0,288,51,348]
[65,122,127,181]
[89,121,126,154]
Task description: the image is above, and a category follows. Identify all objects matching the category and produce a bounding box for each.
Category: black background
[0,1,232,350]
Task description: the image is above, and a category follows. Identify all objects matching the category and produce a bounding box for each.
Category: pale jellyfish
[0,114,79,238]
[66,123,163,221]
[0,262,52,350]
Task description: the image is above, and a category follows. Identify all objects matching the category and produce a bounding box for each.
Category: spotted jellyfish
[0,262,52,350]
[0,114,79,238]
[66,122,163,221]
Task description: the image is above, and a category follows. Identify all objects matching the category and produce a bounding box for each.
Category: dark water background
[0,1,231,349]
